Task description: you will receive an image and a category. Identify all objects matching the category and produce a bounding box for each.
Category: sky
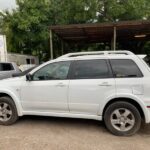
[0,0,16,11]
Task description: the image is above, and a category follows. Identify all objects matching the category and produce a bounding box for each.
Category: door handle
[55,82,66,87]
[98,82,112,87]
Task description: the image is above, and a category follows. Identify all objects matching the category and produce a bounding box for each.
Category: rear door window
[110,59,143,78]
[71,59,111,79]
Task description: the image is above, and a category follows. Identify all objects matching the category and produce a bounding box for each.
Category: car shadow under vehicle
[15,115,150,136]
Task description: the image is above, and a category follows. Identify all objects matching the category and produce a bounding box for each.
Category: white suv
[0,51,150,136]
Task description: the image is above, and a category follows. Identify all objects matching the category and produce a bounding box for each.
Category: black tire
[0,97,18,125]
[104,101,141,136]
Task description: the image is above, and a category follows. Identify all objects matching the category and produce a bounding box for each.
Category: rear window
[0,63,14,71]
[71,59,111,79]
[110,59,143,78]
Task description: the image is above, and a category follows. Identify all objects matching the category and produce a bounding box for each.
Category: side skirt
[22,111,102,121]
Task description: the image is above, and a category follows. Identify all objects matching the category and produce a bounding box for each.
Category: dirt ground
[0,116,150,150]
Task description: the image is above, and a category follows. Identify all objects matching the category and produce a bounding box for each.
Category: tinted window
[33,61,71,81]
[110,59,143,78]
[71,60,110,79]
[0,63,14,71]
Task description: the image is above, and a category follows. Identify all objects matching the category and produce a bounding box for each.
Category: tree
[96,0,150,22]
[1,1,48,55]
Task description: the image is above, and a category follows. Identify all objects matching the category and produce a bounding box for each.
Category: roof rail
[57,50,134,59]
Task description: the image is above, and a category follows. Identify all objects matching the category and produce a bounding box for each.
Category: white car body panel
[68,78,115,115]
[20,79,69,112]
[0,51,150,123]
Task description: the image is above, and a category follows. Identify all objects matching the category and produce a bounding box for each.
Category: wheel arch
[102,97,146,122]
[0,91,23,116]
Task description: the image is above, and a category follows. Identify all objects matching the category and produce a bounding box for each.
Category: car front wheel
[0,97,18,125]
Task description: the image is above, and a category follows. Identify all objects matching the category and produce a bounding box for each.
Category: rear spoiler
[137,55,146,59]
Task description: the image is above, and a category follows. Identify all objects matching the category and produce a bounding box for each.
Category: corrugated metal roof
[49,20,150,43]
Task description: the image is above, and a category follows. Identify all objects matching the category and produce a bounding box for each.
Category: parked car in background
[12,66,37,77]
[1,51,150,136]
[19,64,36,72]
[0,62,21,80]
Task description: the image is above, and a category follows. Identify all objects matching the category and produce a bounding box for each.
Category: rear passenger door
[68,59,116,115]
[110,59,144,96]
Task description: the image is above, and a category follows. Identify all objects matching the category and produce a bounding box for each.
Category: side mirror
[26,74,33,81]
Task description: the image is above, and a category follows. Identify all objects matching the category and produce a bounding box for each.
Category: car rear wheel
[104,101,141,136]
[0,97,18,125]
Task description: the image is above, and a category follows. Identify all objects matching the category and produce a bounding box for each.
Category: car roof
[54,51,137,62]
[0,62,13,64]
[30,51,139,74]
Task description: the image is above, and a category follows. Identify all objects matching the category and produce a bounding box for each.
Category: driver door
[20,61,71,113]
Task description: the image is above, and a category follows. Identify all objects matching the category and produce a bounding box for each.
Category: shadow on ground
[1,115,150,150]
[18,115,150,136]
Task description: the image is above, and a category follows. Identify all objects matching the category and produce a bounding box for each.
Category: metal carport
[49,20,150,59]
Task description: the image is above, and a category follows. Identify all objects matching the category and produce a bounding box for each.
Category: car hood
[0,76,24,88]
[1,77,23,82]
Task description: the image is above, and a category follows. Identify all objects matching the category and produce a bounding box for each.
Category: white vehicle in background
[0,51,150,136]
[0,62,21,80]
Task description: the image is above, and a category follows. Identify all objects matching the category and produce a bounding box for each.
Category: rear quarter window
[110,59,143,78]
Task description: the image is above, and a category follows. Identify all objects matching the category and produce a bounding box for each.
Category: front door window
[33,61,71,81]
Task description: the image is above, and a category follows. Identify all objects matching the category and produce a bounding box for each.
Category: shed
[49,20,150,59]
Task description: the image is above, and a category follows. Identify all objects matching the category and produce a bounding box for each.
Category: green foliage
[0,0,150,61]
[96,0,150,22]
